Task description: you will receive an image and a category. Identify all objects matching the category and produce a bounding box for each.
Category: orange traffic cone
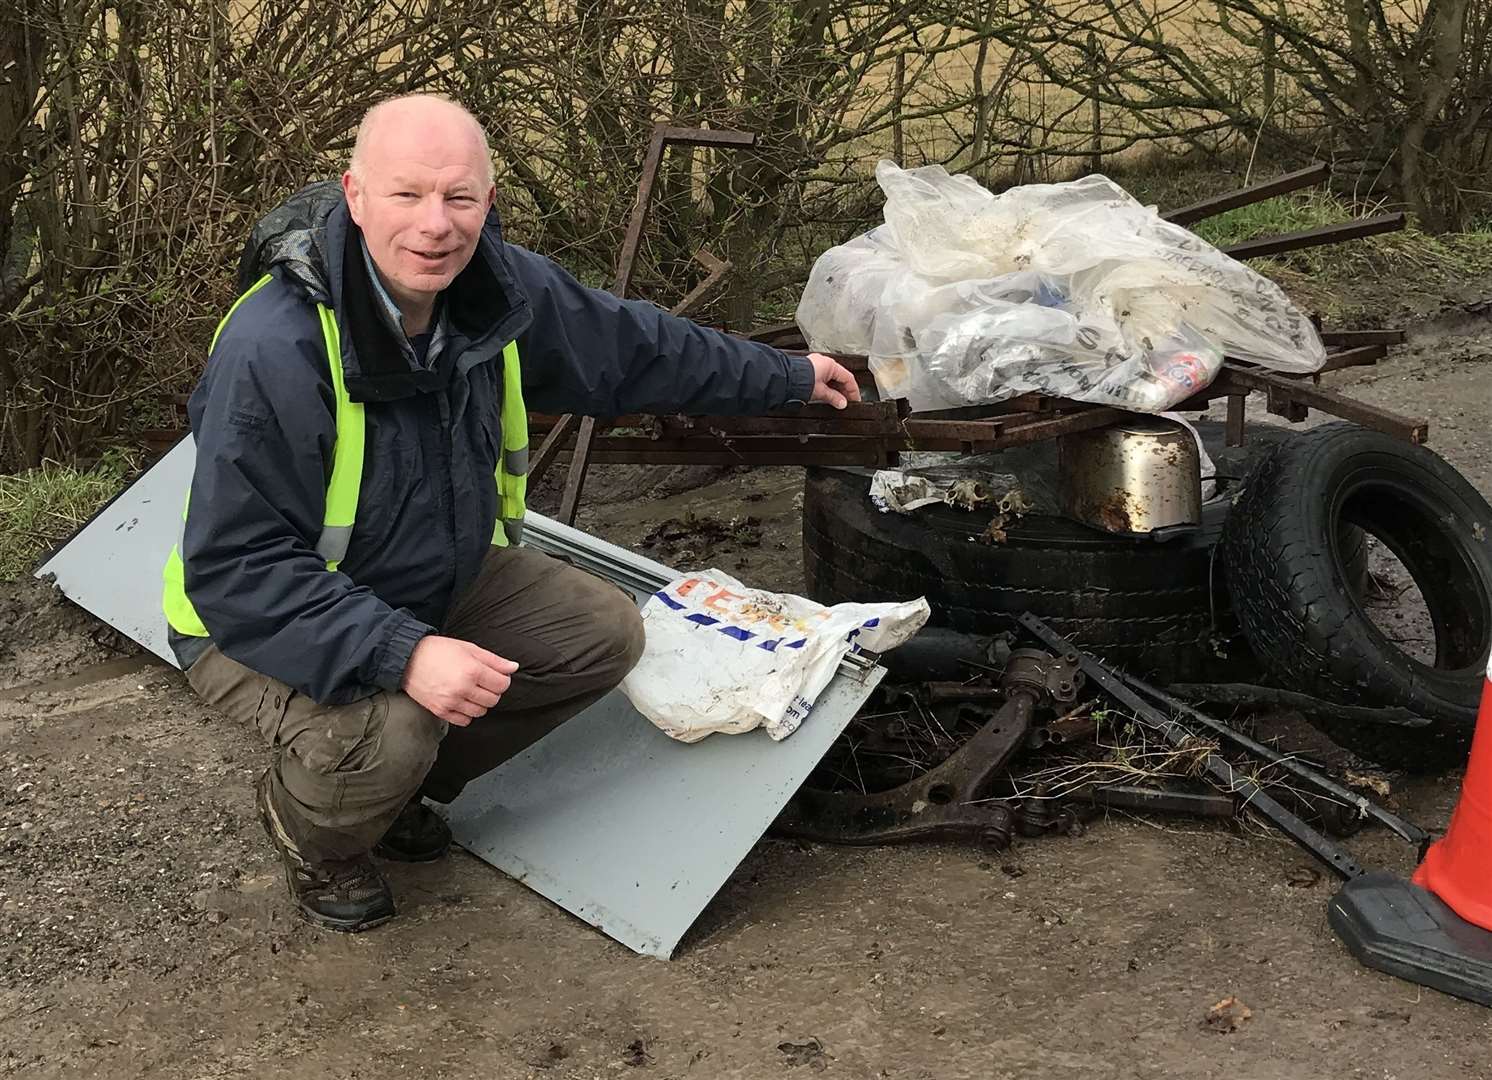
[1412,666,1492,931]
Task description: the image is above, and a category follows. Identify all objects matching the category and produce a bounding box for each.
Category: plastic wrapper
[620,571,929,743]
[868,469,1025,515]
[797,162,1325,413]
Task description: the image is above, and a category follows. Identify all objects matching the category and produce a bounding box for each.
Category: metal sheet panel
[36,438,196,666]
[443,665,882,958]
[36,436,884,958]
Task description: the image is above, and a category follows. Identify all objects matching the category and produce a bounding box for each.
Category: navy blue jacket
[177,195,814,704]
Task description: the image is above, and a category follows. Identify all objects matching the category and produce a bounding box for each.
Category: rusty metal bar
[1163,162,1332,227]
[528,401,902,437]
[558,416,599,517]
[1069,783,1237,818]
[745,321,805,348]
[650,416,897,438]
[1225,395,1247,446]
[898,416,1029,441]
[668,250,732,318]
[1221,212,1406,261]
[895,395,1052,421]
[1316,343,1388,373]
[954,406,1128,446]
[780,348,871,374]
[1215,364,1429,443]
[612,127,754,295]
[552,436,891,467]
[656,127,757,148]
[554,125,759,525]
[1320,329,1406,347]
[556,450,886,466]
[527,414,578,484]
[611,129,669,296]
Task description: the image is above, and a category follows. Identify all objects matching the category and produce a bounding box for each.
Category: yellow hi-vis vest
[161,273,529,638]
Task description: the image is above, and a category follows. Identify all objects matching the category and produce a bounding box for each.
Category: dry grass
[0,453,139,579]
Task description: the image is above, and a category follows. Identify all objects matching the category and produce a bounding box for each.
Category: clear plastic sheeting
[796,161,1326,413]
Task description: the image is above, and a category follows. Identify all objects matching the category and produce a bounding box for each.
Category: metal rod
[1320,329,1406,347]
[1225,394,1247,446]
[908,407,1128,447]
[557,416,597,523]
[551,125,758,525]
[925,682,1002,703]
[656,126,757,148]
[529,401,899,431]
[551,446,888,467]
[1215,364,1429,443]
[1221,212,1406,261]
[1127,675,1430,847]
[668,249,733,318]
[1163,163,1332,227]
[1163,681,1430,728]
[1069,782,1237,818]
[612,126,670,296]
[526,413,577,485]
[1017,613,1371,880]
[1314,344,1388,373]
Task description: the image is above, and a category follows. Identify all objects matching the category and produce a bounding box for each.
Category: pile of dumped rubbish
[796,161,1327,412]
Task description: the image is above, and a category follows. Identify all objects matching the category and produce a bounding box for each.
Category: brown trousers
[187,546,645,863]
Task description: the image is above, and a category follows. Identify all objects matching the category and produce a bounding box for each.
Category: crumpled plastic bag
[796,161,1325,413]
[619,570,930,743]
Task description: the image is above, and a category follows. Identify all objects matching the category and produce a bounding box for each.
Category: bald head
[342,94,498,332]
[350,95,494,187]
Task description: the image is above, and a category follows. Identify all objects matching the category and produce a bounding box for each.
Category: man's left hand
[807,352,862,410]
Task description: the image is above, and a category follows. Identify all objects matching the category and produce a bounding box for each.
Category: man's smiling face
[342,98,495,317]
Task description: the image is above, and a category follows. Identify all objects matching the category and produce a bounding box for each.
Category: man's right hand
[401,635,519,726]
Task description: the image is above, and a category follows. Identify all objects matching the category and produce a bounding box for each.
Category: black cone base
[1329,871,1492,1008]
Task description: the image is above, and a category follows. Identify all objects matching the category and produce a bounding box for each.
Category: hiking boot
[255,770,396,932]
[374,796,452,863]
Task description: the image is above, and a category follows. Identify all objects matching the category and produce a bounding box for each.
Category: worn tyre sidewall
[803,465,1235,679]
[1223,422,1492,769]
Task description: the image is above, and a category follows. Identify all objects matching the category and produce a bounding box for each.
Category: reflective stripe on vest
[162,276,529,637]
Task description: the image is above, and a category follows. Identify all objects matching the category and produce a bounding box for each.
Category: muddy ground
[5,300,1492,1078]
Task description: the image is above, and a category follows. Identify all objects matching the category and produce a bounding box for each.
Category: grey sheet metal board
[37,436,885,957]
[36,437,196,666]
[442,666,882,959]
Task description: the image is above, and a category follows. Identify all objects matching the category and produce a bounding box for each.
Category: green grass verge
[0,451,138,580]
[1190,191,1492,300]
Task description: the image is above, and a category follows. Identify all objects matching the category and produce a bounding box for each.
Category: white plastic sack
[620,570,930,743]
[797,162,1325,413]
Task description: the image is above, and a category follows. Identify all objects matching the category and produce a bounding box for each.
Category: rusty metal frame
[534,123,758,524]
[1163,162,1332,227]
[1221,211,1407,261]
[529,327,1427,464]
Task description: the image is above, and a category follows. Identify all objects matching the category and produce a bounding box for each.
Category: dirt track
[5,304,1492,1078]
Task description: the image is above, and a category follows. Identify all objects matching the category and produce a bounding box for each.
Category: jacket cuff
[784,354,816,406]
[373,612,435,692]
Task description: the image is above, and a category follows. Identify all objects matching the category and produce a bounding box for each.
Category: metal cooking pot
[1056,417,1202,535]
